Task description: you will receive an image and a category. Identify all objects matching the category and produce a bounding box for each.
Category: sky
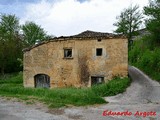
[0,0,149,36]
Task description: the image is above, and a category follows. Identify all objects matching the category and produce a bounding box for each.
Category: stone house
[23,30,128,88]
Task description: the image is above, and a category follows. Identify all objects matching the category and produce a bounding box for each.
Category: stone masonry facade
[23,30,128,88]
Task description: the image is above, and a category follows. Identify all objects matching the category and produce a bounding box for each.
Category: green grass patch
[0,73,130,108]
[92,77,130,97]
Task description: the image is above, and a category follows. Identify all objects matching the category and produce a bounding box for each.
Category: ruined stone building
[23,30,128,88]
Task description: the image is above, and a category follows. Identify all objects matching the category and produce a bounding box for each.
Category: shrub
[129,35,160,81]
[92,77,130,97]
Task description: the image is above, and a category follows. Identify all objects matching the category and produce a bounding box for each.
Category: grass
[0,73,130,108]
[92,77,130,97]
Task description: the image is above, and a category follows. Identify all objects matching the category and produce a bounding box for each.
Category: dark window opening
[91,76,104,86]
[64,49,72,58]
[97,39,101,42]
[96,48,102,56]
[34,74,50,88]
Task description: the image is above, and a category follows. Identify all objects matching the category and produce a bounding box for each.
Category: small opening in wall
[91,76,104,86]
[96,48,102,56]
[64,49,72,58]
[97,39,101,42]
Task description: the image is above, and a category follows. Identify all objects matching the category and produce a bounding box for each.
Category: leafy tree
[114,5,143,42]
[0,14,52,75]
[144,0,160,44]
[0,14,23,75]
[22,21,49,46]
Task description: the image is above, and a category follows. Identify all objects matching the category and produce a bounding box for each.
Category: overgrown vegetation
[0,73,130,108]
[92,77,130,97]
[129,0,160,82]
[144,0,160,45]
[0,14,52,75]
[129,36,160,81]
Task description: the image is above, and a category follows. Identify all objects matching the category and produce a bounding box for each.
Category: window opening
[64,49,72,58]
[96,48,102,56]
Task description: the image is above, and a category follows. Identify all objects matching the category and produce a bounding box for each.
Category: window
[91,76,104,86]
[64,49,72,58]
[96,48,102,56]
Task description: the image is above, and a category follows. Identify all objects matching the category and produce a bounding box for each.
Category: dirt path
[0,66,160,120]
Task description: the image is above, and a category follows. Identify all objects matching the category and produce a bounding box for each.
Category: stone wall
[23,38,128,88]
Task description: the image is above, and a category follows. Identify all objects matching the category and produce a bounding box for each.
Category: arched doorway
[34,74,50,88]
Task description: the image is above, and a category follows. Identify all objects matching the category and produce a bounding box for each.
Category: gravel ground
[0,66,160,120]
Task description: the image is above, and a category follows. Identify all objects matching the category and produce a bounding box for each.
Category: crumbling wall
[23,38,128,88]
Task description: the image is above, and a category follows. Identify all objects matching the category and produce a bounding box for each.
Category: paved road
[107,66,160,104]
[0,66,160,120]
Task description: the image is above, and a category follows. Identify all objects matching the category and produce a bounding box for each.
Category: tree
[22,21,49,46]
[144,0,160,44]
[0,14,23,75]
[114,5,143,42]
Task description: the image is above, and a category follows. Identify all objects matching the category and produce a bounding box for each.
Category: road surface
[0,66,160,120]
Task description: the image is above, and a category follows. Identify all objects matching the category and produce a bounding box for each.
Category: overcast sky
[0,0,149,36]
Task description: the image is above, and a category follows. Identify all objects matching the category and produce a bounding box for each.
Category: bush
[92,77,130,97]
[129,35,160,81]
